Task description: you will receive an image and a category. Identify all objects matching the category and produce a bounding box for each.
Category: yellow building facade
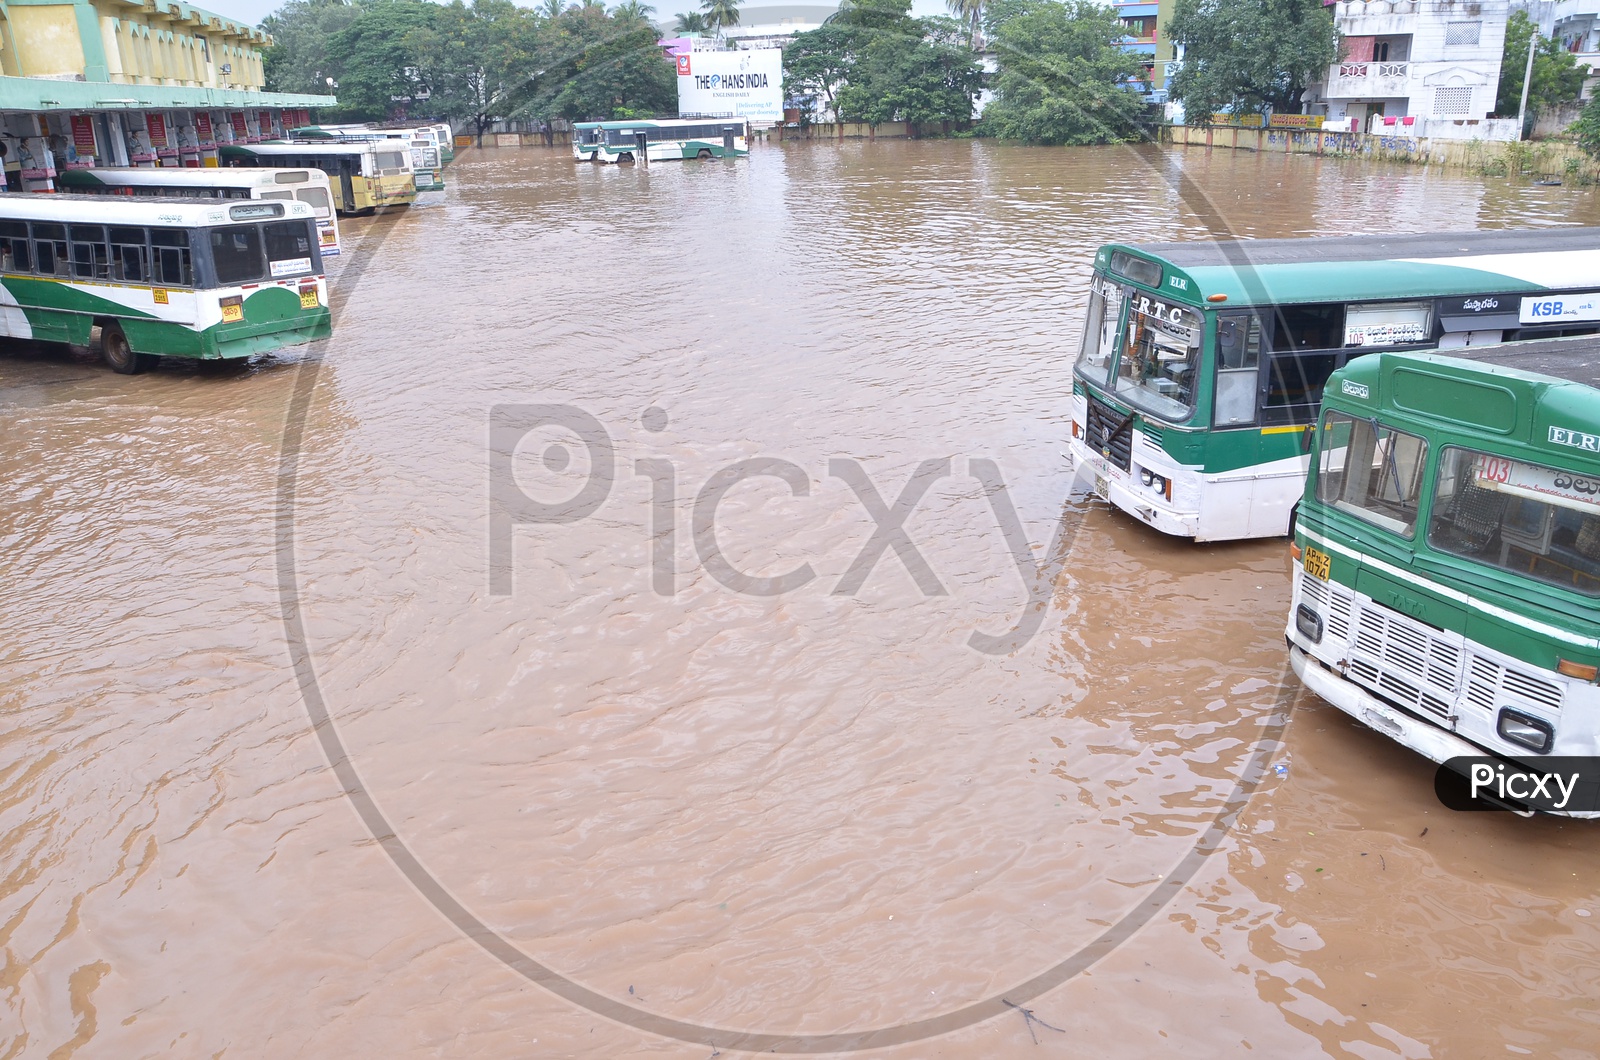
[0,0,333,189]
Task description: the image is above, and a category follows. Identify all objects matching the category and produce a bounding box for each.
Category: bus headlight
[1140,470,1153,486]
[1295,604,1323,643]
[1497,709,1554,754]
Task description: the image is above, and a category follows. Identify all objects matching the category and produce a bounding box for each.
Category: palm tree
[700,0,740,39]
[946,0,983,49]
[536,0,565,19]
[674,10,708,33]
[612,0,655,19]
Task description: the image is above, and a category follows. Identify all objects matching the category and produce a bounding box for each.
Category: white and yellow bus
[57,166,343,257]
[0,196,331,374]
[220,141,415,215]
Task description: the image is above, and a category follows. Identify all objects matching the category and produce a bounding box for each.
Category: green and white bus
[56,166,343,258]
[0,196,331,374]
[1286,340,1600,809]
[587,118,750,164]
[1069,228,1600,540]
[572,121,603,162]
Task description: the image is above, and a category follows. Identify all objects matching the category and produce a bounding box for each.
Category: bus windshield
[1112,294,1203,421]
[1428,447,1600,595]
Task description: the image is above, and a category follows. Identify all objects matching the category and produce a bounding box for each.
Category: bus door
[337,159,356,212]
[723,127,736,153]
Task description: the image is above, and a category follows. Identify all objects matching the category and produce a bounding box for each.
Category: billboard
[676,49,783,124]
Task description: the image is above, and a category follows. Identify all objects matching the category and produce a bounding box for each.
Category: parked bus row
[572,118,750,164]
[286,122,453,193]
[1067,227,1600,815]
[0,195,331,374]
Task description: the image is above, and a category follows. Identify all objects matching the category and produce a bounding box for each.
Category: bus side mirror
[1302,424,1315,453]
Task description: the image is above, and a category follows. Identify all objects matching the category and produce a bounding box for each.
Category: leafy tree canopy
[320,0,439,119]
[981,0,1149,144]
[1166,0,1338,117]
[1496,10,1587,122]
[405,0,540,137]
[783,0,984,127]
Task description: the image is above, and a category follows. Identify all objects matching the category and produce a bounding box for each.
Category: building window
[1445,21,1481,46]
[1434,86,1473,116]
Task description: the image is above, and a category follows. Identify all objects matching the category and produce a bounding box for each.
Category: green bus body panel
[2,279,329,361]
[1389,368,1519,433]
[1301,351,1600,671]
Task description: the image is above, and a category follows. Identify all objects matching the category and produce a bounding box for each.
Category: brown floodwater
[4,140,1600,1058]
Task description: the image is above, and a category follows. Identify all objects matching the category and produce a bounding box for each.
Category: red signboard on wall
[195,112,215,148]
[69,115,97,161]
[232,112,248,140]
[146,113,168,147]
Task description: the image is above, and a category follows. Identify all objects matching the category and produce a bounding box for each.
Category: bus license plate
[221,302,243,323]
[1094,475,1109,501]
[1303,545,1331,581]
[299,289,319,309]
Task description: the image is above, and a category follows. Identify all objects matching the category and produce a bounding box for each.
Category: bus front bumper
[1066,443,1199,537]
[1290,642,1476,765]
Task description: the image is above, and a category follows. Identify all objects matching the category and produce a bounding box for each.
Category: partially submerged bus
[221,141,416,215]
[1068,228,1600,540]
[1286,340,1600,812]
[287,125,444,191]
[56,166,343,257]
[572,121,603,162]
[589,118,750,164]
[0,196,331,374]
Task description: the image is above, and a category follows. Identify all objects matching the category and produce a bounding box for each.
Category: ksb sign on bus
[676,49,783,123]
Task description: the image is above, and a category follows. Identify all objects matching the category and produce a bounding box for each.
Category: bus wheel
[619,152,634,164]
[101,323,153,375]
[697,149,712,160]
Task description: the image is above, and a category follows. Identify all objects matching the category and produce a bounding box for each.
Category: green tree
[673,10,709,32]
[1572,95,1600,156]
[1166,0,1338,118]
[701,0,741,38]
[981,0,1147,144]
[406,0,540,143]
[1496,10,1587,127]
[946,0,984,49]
[522,3,678,119]
[319,0,439,119]
[262,0,365,95]
[536,0,568,19]
[783,0,982,127]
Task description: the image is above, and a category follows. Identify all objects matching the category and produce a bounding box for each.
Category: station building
[0,0,333,191]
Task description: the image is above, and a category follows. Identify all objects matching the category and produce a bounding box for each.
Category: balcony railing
[1335,62,1409,79]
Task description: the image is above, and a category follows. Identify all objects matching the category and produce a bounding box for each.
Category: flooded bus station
[6,142,1600,1056]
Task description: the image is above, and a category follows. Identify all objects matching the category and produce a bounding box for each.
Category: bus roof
[1330,339,1600,452]
[0,193,319,226]
[222,141,383,157]
[59,166,327,189]
[593,117,747,128]
[1100,228,1600,307]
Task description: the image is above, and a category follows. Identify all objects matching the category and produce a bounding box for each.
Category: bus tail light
[1498,709,1554,754]
[1557,658,1599,682]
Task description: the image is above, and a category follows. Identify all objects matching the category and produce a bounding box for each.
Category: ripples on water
[3,140,1600,1057]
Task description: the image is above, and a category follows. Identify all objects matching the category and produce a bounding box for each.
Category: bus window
[151,228,194,287]
[264,221,314,277]
[1273,304,1345,351]
[1316,411,1429,537]
[33,223,68,277]
[375,149,406,174]
[1428,448,1600,593]
[1263,351,1342,425]
[68,226,107,280]
[109,226,148,283]
[1214,311,1263,426]
[259,190,294,201]
[209,225,265,285]
[1075,277,1123,386]
[1,221,32,273]
[295,187,332,218]
[1114,300,1202,419]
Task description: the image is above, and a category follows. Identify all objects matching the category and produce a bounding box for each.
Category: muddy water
[4,140,1600,1057]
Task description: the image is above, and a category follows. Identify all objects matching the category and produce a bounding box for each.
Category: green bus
[0,195,331,374]
[585,118,750,164]
[1287,339,1600,805]
[1069,228,1600,540]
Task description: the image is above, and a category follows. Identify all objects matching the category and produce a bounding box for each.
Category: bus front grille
[1084,394,1133,472]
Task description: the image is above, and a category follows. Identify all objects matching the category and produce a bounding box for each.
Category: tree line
[260,0,1599,149]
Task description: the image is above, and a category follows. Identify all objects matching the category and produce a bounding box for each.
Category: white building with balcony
[1309,0,1519,140]
[1525,0,1600,98]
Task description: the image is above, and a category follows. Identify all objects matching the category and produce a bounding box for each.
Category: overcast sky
[230,0,953,34]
